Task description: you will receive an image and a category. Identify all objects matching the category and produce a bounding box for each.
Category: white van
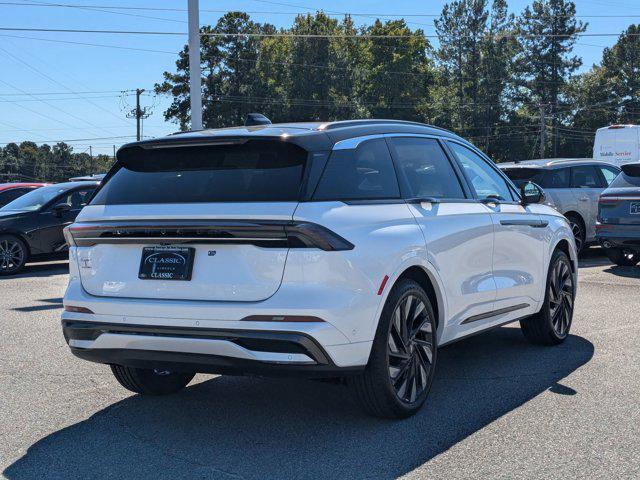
[593,125,640,166]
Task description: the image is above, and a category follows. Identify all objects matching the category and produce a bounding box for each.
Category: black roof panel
[120,119,468,153]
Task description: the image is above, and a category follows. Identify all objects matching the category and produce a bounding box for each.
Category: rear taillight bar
[65,220,354,251]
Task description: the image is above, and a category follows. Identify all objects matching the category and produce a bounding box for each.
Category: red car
[0,183,48,207]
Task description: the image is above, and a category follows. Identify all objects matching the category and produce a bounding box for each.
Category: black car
[0,181,98,275]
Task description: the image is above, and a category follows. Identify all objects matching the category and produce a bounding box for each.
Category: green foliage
[0,142,113,183]
[5,2,639,178]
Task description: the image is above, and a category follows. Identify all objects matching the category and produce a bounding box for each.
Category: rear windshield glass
[610,173,640,188]
[501,167,546,187]
[91,140,307,205]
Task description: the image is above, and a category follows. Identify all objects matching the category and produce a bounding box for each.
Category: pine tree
[514,0,587,158]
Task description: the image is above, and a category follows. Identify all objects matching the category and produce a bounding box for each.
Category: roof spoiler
[621,163,640,177]
[245,113,272,126]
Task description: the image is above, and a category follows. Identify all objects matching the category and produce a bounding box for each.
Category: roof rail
[319,119,449,132]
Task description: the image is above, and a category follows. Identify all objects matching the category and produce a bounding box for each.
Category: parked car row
[0,180,99,274]
[499,159,620,254]
[499,158,640,265]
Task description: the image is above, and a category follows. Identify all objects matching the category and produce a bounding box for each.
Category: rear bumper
[596,224,640,250]
[63,320,364,378]
[61,278,374,372]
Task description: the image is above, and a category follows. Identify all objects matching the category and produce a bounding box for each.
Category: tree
[435,0,489,133]
[155,12,275,129]
[600,24,640,123]
[514,0,587,157]
[361,19,433,121]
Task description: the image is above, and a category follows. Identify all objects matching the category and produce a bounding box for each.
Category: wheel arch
[376,260,447,342]
[0,230,32,258]
[563,210,586,233]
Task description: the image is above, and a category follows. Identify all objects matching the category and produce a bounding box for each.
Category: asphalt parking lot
[1,250,639,480]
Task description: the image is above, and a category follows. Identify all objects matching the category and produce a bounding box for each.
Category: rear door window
[91,140,307,205]
[313,138,400,200]
[543,168,570,188]
[387,137,465,199]
[571,166,601,188]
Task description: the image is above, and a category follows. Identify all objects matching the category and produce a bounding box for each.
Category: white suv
[62,119,577,418]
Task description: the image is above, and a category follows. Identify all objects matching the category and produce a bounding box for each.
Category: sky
[1,0,639,156]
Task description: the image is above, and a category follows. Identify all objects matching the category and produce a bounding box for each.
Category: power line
[15,0,186,24]
[0,89,138,96]
[0,26,635,38]
[0,33,177,54]
[2,2,640,19]
[0,40,133,126]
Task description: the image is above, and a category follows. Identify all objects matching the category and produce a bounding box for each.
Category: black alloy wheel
[350,279,437,418]
[604,247,639,267]
[568,218,584,254]
[388,293,435,404]
[520,250,575,345]
[0,236,27,275]
[548,256,574,338]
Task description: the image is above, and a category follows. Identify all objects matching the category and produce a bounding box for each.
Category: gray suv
[500,159,620,254]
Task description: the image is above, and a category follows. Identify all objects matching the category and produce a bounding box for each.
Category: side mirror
[51,203,72,217]
[520,181,545,205]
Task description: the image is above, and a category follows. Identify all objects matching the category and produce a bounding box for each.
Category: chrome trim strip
[500,219,549,228]
[77,237,283,244]
[461,303,530,325]
[332,134,385,150]
[332,132,444,150]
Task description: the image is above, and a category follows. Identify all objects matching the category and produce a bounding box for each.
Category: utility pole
[539,103,546,159]
[113,145,116,160]
[126,88,152,141]
[135,88,144,141]
[188,0,203,130]
[89,146,93,158]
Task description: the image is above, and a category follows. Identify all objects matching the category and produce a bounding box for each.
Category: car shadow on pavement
[0,261,68,280]
[4,327,594,480]
[604,265,640,279]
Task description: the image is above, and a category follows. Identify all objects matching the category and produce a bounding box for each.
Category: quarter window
[388,137,465,199]
[598,165,620,186]
[448,142,513,201]
[313,138,400,200]
[571,166,601,188]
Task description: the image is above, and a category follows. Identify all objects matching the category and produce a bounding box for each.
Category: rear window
[501,167,546,187]
[611,173,640,188]
[91,140,307,205]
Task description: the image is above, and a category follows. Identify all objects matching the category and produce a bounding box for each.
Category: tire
[565,214,585,255]
[110,365,195,395]
[520,250,575,346]
[349,279,437,419]
[604,247,639,266]
[0,234,28,276]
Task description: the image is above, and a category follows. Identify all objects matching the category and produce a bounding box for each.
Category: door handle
[500,219,549,228]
